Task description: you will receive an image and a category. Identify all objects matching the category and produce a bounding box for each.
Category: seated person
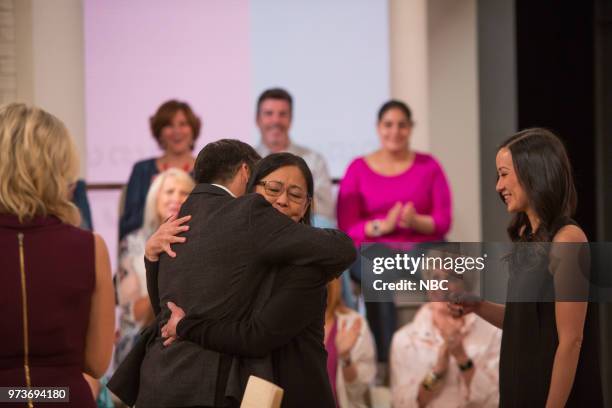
[119,100,200,240]
[115,168,194,365]
[324,277,376,407]
[390,266,501,408]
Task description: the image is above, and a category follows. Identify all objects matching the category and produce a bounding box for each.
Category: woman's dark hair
[499,128,577,242]
[246,153,314,225]
[377,100,413,123]
[150,99,201,150]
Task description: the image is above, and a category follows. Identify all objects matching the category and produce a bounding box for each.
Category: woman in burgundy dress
[0,103,115,407]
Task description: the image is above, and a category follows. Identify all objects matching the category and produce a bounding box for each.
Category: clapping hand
[336,318,362,359]
[433,311,466,356]
[144,214,191,261]
[398,202,416,228]
[381,202,403,235]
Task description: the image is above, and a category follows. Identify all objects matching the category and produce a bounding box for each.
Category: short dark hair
[150,100,201,149]
[256,88,293,116]
[194,139,261,184]
[246,153,314,225]
[377,100,413,123]
[499,128,577,242]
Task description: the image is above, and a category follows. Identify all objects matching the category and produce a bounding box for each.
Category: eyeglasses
[257,180,311,204]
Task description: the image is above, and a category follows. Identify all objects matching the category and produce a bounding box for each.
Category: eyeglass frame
[256,180,312,205]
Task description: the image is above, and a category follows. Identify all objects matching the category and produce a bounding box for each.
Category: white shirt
[333,310,377,408]
[211,183,236,198]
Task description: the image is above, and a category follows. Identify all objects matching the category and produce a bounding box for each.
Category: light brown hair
[150,100,201,149]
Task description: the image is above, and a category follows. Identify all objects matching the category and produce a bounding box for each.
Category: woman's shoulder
[552,218,587,242]
[344,156,368,173]
[413,152,444,170]
[58,219,95,240]
[126,158,158,187]
[93,231,110,252]
[131,158,158,173]
[48,223,97,263]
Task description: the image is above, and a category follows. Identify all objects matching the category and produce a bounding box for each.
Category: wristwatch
[458,358,474,372]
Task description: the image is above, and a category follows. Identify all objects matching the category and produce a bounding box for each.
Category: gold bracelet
[422,371,443,391]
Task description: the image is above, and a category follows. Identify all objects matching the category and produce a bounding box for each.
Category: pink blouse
[337,154,452,248]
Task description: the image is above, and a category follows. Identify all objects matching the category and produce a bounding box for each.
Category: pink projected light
[84,0,252,268]
[84,0,252,183]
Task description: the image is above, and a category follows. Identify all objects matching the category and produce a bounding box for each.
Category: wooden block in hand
[240,375,284,408]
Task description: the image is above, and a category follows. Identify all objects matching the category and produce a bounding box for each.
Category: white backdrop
[251,0,390,178]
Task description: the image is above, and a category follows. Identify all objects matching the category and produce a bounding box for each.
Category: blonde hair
[142,168,195,237]
[0,103,80,225]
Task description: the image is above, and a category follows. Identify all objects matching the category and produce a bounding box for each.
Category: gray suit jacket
[134,184,355,407]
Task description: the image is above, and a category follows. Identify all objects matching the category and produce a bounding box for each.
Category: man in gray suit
[132,140,355,407]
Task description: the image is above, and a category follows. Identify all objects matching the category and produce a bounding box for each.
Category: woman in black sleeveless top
[450,128,603,407]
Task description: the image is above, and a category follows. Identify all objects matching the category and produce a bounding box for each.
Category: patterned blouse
[390,303,502,407]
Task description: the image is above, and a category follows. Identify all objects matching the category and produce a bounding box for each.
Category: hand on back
[145,214,191,261]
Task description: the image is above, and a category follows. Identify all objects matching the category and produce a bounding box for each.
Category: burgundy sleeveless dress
[0,214,96,407]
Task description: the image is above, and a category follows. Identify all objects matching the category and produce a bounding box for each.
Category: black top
[177,265,335,408]
[133,184,355,408]
[499,217,604,407]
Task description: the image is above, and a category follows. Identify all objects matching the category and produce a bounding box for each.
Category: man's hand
[144,214,191,262]
[161,301,186,347]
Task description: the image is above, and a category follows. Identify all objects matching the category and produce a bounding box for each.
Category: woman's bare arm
[83,234,115,378]
[545,225,588,408]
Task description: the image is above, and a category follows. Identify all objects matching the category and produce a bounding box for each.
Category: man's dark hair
[194,139,261,184]
[256,88,293,116]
